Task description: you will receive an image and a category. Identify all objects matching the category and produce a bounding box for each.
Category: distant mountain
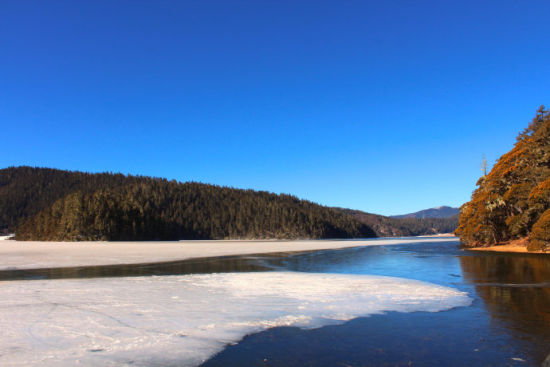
[391,206,460,219]
[335,208,459,237]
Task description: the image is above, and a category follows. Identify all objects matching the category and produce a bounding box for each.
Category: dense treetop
[1,167,458,241]
[455,107,550,251]
[1,167,376,240]
[0,167,145,232]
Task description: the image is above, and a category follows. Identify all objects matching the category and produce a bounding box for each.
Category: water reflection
[460,253,550,286]
[459,253,550,362]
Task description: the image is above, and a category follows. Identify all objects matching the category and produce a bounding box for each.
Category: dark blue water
[201,240,550,367]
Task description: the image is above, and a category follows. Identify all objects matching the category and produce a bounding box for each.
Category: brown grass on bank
[466,237,549,254]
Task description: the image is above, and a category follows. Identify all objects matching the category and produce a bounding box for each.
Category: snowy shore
[0,237,457,270]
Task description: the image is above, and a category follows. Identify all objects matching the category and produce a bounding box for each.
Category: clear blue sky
[1,0,549,215]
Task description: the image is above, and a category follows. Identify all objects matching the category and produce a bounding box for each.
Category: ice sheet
[0,272,471,366]
[0,237,458,270]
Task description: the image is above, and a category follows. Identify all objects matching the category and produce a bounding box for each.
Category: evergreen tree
[2,167,376,241]
[456,106,550,251]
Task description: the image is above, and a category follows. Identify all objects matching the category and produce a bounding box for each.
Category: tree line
[1,167,376,240]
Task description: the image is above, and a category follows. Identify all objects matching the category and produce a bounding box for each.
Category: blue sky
[1,0,549,215]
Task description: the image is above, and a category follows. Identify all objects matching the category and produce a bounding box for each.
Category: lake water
[206,240,550,367]
[2,239,549,366]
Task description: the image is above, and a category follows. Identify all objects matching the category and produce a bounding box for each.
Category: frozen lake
[1,238,549,366]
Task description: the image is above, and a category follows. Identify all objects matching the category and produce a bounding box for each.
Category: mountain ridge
[391,206,460,219]
[337,208,458,237]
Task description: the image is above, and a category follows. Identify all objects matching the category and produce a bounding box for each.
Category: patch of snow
[0,234,14,241]
[0,272,471,366]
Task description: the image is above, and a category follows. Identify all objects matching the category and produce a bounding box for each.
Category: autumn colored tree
[456,106,550,251]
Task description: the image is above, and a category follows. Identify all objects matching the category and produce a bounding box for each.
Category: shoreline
[0,237,457,270]
[466,244,549,255]
[464,237,549,255]
[465,237,548,255]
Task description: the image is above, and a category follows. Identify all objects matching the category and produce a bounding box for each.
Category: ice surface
[0,272,471,366]
[0,237,458,270]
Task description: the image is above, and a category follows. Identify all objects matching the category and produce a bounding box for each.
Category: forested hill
[337,208,458,237]
[456,107,550,252]
[0,166,376,241]
[391,206,459,219]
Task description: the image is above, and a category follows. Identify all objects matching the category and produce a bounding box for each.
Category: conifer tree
[456,106,550,251]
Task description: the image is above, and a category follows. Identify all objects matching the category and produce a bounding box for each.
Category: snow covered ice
[0,272,471,366]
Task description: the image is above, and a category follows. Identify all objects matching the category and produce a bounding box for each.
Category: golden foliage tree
[455,106,550,251]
